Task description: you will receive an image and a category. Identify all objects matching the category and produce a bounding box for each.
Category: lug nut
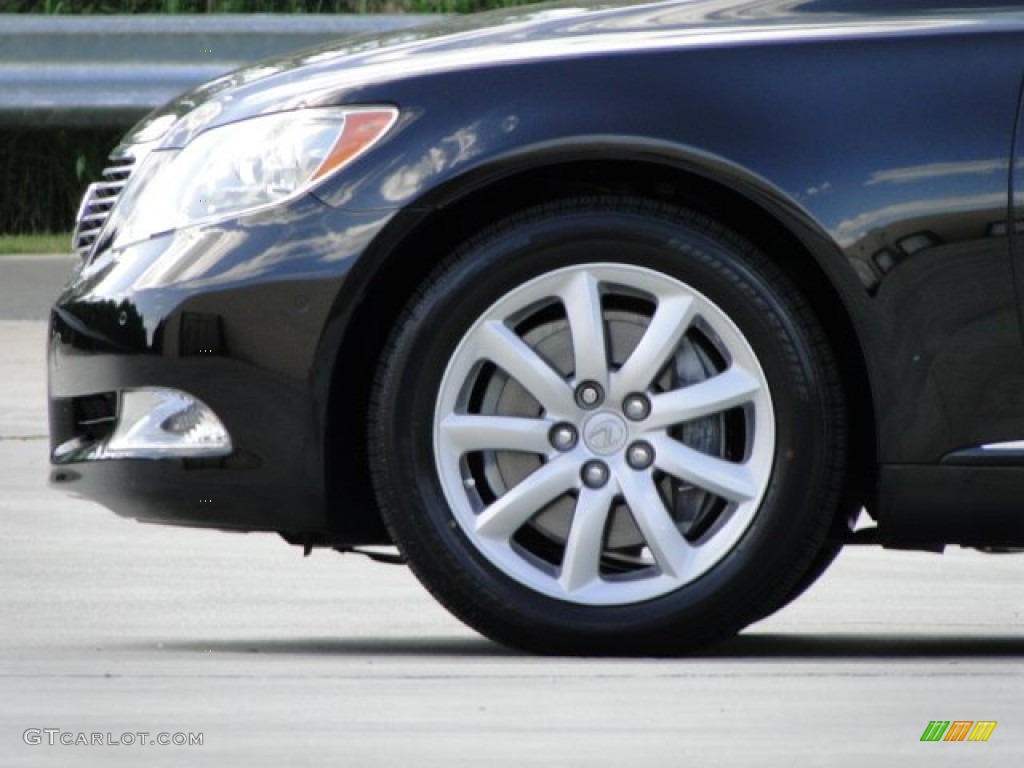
[576,381,604,409]
[622,393,651,421]
[549,423,578,452]
[581,460,610,489]
[626,441,655,470]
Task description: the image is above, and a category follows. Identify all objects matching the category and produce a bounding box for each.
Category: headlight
[114,106,398,246]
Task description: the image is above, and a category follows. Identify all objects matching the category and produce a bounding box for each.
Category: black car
[49,0,1024,654]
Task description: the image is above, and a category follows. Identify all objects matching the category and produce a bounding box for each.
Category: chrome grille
[72,152,137,258]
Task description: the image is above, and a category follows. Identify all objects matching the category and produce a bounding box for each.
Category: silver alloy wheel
[433,263,775,606]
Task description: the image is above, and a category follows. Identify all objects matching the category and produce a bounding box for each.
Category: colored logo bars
[920,721,997,742]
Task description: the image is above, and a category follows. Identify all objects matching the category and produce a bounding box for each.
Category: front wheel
[369,198,846,654]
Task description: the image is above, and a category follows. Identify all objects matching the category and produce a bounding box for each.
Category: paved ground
[0,255,77,322]
[1,256,1023,766]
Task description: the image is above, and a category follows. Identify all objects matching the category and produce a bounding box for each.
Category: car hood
[125,0,1015,148]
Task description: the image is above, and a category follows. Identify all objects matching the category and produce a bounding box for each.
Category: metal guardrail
[0,15,439,127]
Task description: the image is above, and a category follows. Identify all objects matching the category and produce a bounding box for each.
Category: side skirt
[878,464,1024,549]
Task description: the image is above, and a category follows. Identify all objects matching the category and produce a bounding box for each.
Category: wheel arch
[322,141,878,544]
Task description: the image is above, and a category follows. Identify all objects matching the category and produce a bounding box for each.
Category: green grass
[0,233,72,254]
[0,1,532,13]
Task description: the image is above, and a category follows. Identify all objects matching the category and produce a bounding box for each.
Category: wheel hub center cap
[582,412,628,456]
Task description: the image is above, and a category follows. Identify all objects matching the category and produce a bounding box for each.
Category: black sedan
[49,0,1024,654]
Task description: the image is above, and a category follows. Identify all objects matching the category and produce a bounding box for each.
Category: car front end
[49,94,406,537]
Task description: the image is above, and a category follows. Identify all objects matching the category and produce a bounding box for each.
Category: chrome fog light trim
[103,388,232,459]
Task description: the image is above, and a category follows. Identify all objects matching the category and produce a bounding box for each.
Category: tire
[754,497,857,620]
[369,197,846,655]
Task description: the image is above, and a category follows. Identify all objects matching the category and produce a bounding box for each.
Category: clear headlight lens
[115,106,398,246]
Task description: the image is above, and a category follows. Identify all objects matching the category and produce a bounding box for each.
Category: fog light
[104,388,232,459]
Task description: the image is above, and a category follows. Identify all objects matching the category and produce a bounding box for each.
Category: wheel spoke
[611,294,695,397]
[559,270,609,388]
[618,470,693,578]
[475,456,578,540]
[650,434,756,503]
[439,414,552,455]
[645,366,761,430]
[559,482,617,592]
[476,320,575,416]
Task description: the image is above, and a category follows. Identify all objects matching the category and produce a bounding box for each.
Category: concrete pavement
[0,254,77,321]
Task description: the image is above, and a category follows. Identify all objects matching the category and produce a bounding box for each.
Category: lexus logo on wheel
[583,415,627,455]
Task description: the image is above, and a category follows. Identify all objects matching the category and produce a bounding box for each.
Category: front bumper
[48,198,393,535]
[48,329,316,532]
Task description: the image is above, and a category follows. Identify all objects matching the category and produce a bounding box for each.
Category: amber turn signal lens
[312,108,398,181]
